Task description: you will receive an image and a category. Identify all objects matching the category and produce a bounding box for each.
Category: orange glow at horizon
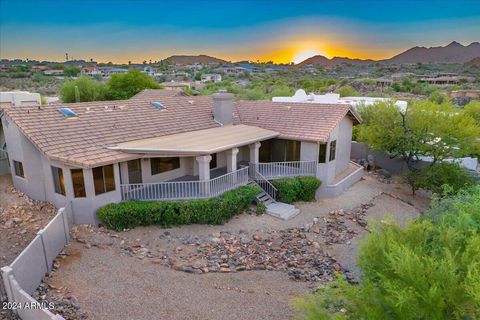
[243,38,398,65]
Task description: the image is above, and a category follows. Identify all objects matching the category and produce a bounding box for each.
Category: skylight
[58,107,77,117]
[151,102,166,109]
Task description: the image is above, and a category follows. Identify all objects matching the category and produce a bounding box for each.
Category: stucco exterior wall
[3,116,46,201]
[3,115,122,224]
[300,141,318,161]
[142,157,194,183]
[335,117,354,175]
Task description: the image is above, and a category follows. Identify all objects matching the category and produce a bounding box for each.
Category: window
[210,153,217,169]
[329,140,337,161]
[285,140,301,161]
[151,157,180,175]
[259,139,301,162]
[318,143,327,163]
[14,160,24,178]
[93,164,115,195]
[51,166,66,195]
[71,169,86,198]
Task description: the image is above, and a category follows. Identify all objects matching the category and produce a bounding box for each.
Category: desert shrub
[97,185,260,231]
[272,177,321,204]
[298,176,322,201]
[335,85,358,97]
[272,177,300,203]
[295,185,480,320]
[256,201,266,215]
[406,162,474,196]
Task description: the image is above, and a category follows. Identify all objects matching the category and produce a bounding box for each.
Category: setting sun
[293,49,322,64]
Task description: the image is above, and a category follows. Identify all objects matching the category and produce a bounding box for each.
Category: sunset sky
[1,0,479,64]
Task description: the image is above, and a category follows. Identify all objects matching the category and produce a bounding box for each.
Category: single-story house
[1,89,363,224]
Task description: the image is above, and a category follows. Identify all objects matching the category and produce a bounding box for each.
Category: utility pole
[65,53,69,61]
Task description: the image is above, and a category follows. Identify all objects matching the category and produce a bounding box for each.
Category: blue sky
[1,0,479,63]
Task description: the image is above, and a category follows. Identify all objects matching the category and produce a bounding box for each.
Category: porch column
[196,155,211,196]
[249,142,261,164]
[249,142,261,178]
[226,147,239,172]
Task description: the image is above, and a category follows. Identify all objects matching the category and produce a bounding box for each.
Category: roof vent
[151,101,166,109]
[58,107,77,117]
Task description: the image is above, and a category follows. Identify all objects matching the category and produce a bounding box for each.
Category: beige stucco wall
[3,114,122,224]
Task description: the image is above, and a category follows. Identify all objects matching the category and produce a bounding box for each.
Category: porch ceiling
[109,124,279,156]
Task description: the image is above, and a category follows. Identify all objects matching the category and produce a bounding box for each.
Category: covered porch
[112,125,317,201]
[113,125,273,201]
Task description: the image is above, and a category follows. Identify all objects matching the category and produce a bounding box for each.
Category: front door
[127,159,142,184]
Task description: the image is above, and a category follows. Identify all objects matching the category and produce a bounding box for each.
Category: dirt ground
[37,173,429,320]
[0,174,57,266]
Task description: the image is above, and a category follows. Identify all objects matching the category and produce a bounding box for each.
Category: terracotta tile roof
[3,95,217,167]
[130,89,190,99]
[234,101,361,142]
[3,89,360,168]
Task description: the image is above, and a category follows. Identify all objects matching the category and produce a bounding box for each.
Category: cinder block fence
[1,202,73,320]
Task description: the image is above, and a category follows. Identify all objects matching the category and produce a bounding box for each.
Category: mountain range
[163,54,227,65]
[162,41,480,66]
[299,41,480,66]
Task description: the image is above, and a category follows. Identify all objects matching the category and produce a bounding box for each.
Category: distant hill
[163,54,227,65]
[465,56,480,66]
[386,41,480,64]
[298,41,480,66]
[298,55,373,67]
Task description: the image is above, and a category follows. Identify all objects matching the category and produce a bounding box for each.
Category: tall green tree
[464,100,480,125]
[59,76,106,102]
[295,185,480,320]
[63,66,81,77]
[105,69,161,100]
[357,101,480,171]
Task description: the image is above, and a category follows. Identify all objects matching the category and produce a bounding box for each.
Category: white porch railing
[250,161,317,179]
[121,167,249,201]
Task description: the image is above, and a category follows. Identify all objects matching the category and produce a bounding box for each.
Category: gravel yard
[33,173,428,320]
[0,174,57,265]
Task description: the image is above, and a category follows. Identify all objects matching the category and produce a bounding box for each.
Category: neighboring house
[273,89,408,111]
[160,81,191,90]
[81,67,102,77]
[0,91,41,108]
[220,66,246,76]
[1,89,363,224]
[0,91,42,175]
[98,67,129,77]
[43,69,64,76]
[143,66,155,76]
[201,74,222,83]
[31,65,48,71]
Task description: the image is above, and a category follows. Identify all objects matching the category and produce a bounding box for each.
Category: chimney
[213,90,234,126]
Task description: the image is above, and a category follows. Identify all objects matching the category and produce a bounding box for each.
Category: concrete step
[265,202,300,220]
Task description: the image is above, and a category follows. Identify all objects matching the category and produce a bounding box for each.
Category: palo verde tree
[356,100,480,194]
[295,185,480,320]
[104,69,162,100]
[357,100,480,170]
[59,76,107,102]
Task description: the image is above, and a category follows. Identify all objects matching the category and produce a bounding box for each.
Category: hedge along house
[1,89,363,224]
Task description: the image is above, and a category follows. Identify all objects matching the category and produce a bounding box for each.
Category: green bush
[407,162,474,196]
[96,185,260,231]
[295,185,480,319]
[298,176,322,201]
[256,201,266,215]
[272,176,321,204]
